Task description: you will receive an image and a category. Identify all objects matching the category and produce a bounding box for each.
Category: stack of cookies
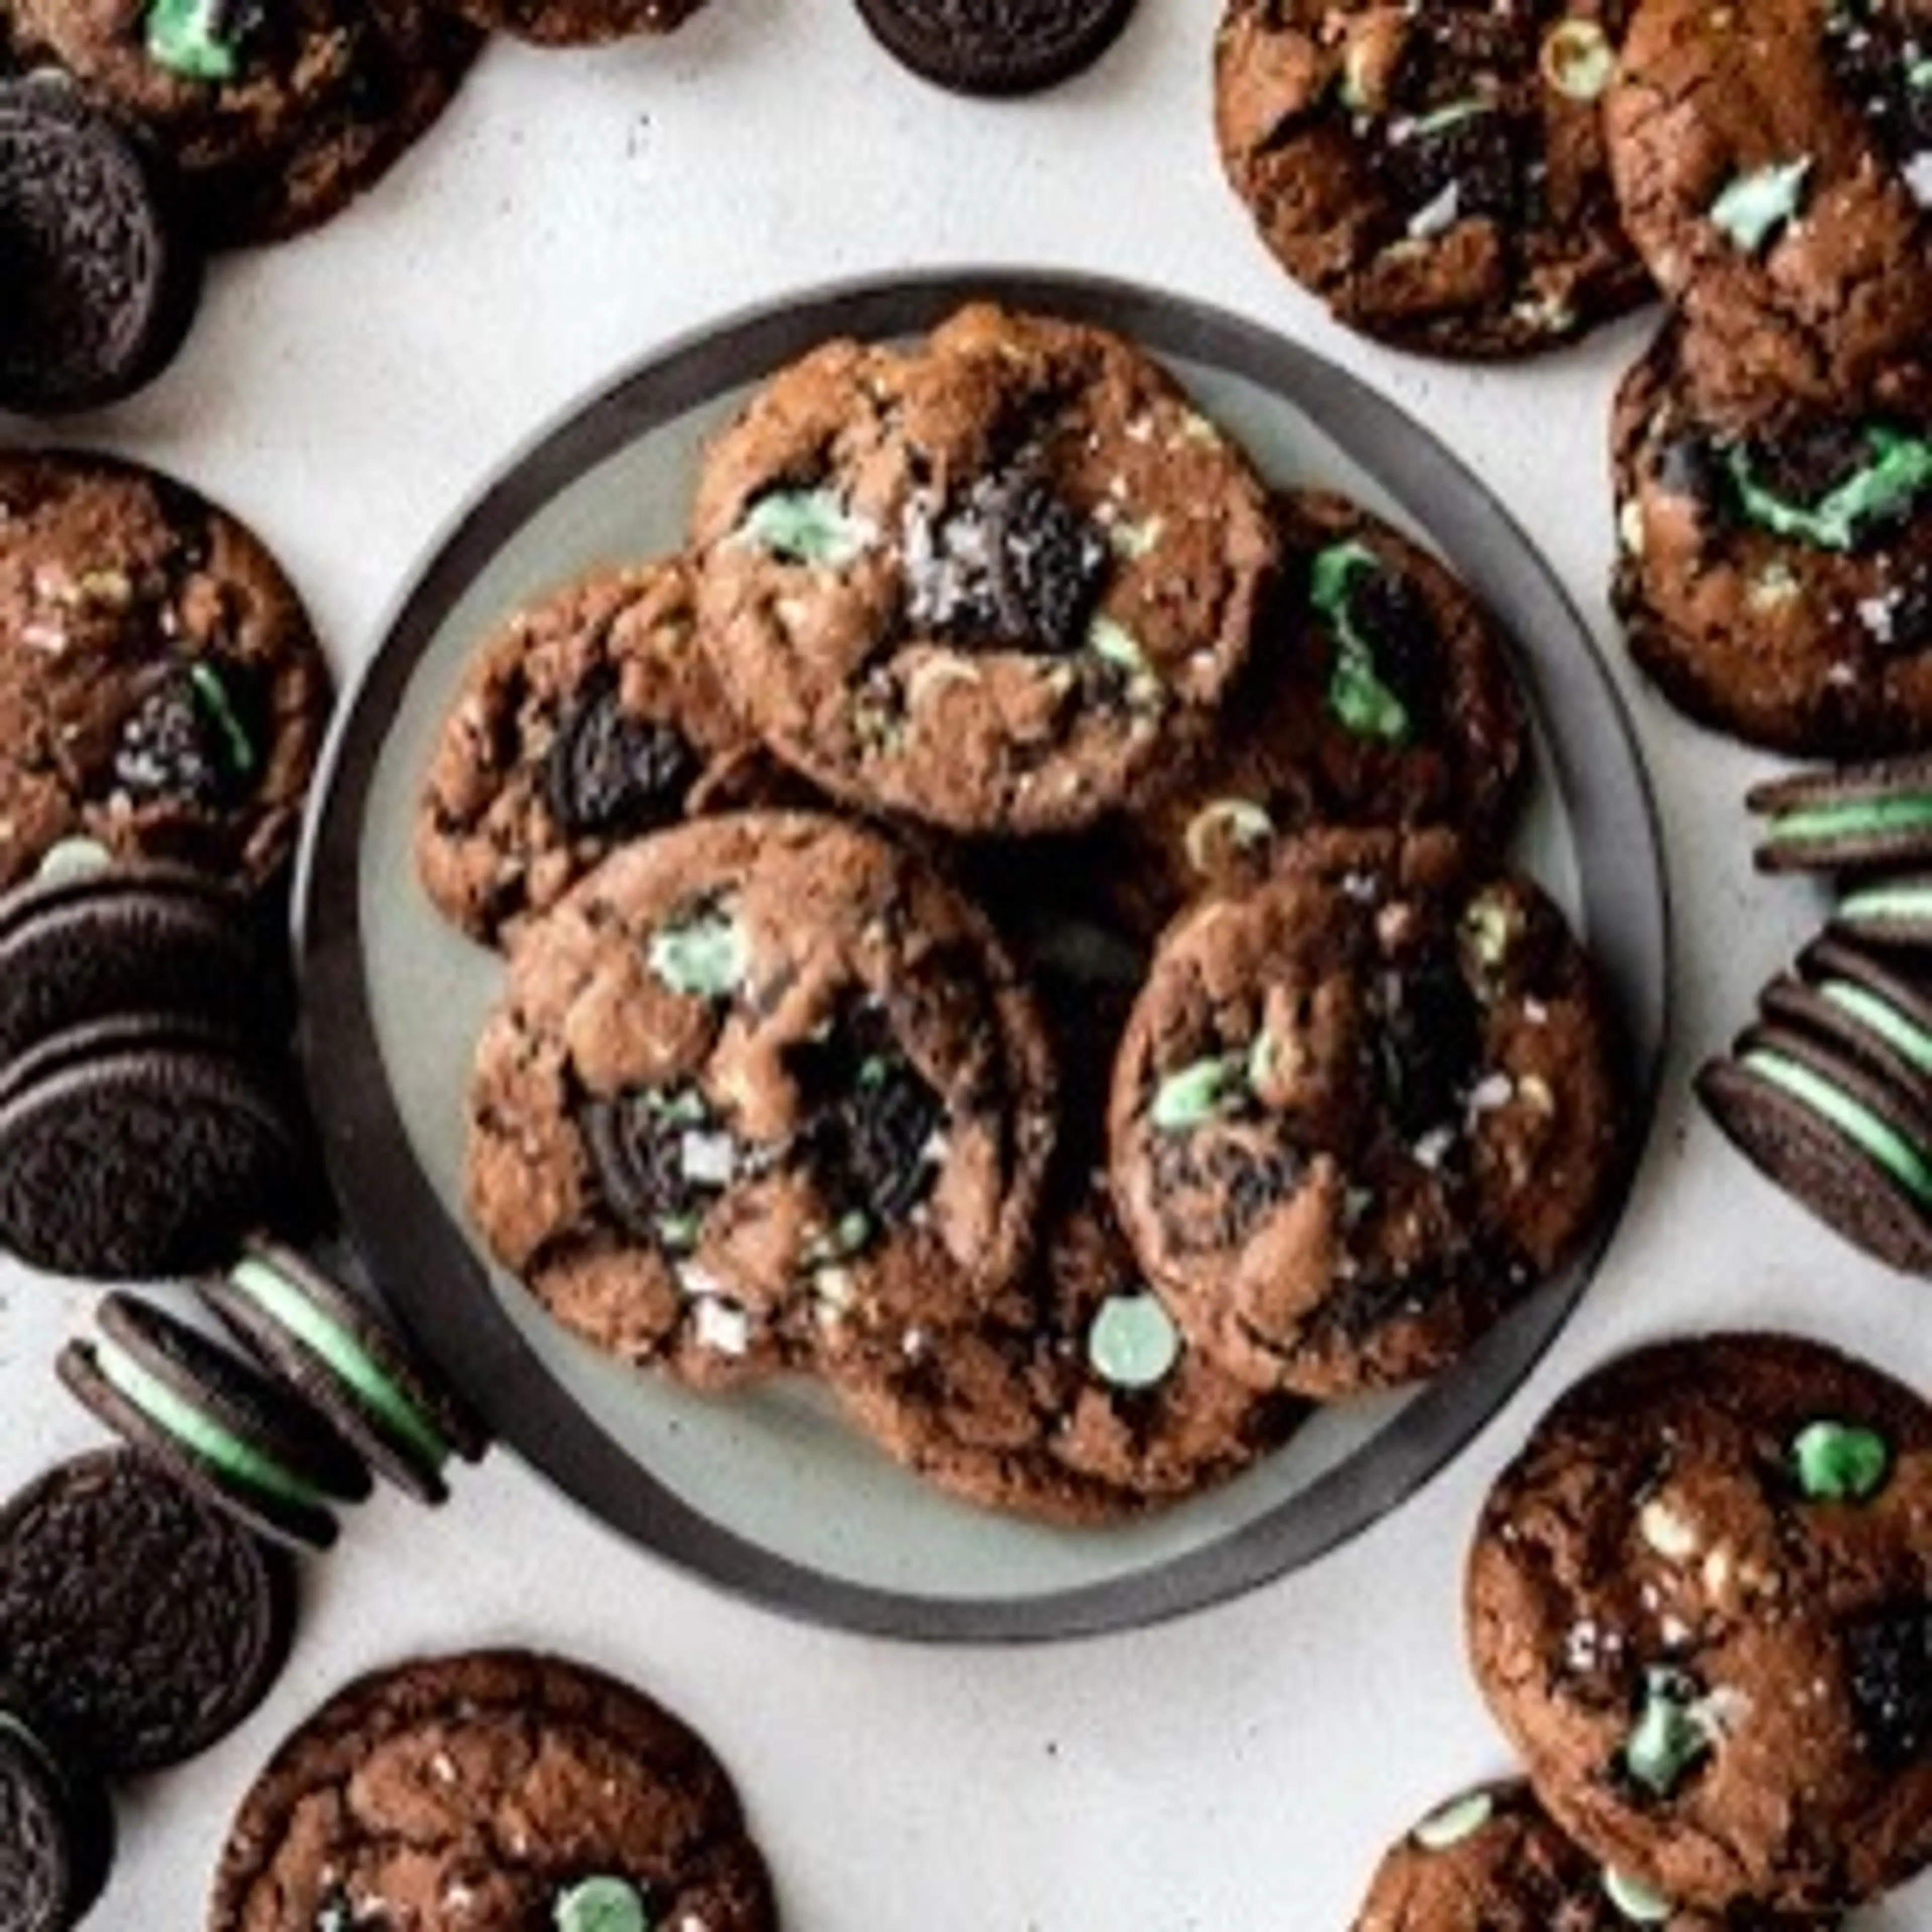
[422,299,1630,1523]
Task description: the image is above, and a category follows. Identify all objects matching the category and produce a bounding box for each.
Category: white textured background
[2,4,1928,1925]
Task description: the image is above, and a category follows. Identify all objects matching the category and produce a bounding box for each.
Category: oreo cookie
[0,1449,294,1773]
[851,0,1137,97]
[57,1292,372,1550]
[1696,1019,1932,1273]
[1750,757,1932,874]
[0,851,279,1066]
[0,1013,311,1279]
[0,1699,114,1932]
[0,76,200,416]
[1761,935,1932,1096]
[201,1236,489,1506]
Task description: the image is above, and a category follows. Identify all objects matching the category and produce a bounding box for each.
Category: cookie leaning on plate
[1467,1332,1932,1915]
[207,1649,777,1932]
[689,300,1281,835]
[1214,0,1648,358]
[466,810,1058,1388]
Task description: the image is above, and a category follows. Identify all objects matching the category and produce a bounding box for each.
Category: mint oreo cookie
[1751,756,1932,873]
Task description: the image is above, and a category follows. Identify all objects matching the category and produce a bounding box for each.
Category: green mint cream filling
[1742,1047,1932,1206]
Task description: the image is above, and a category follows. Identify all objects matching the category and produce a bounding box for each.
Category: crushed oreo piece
[1845,1599,1932,1768]
[544,676,699,838]
[111,661,262,809]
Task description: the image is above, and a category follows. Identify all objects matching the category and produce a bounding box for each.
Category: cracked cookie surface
[207,1649,776,1932]
[1107,826,1623,1400]
[1215,0,1649,357]
[688,301,1280,836]
[1466,1333,1932,1914]
[466,810,1056,1389]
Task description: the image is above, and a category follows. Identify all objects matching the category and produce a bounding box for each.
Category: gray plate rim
[294,267,1671,1645]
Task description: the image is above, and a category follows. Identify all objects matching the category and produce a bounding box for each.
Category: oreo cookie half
[0,76,200,416]
[851,0,1138,97]
[0,1698,114,1932]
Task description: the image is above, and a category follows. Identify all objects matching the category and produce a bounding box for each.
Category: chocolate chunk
[1378,959,1481,1141]
[1742,421,1881,507]
[579,1087,729,1253]
[1845,1600,1932,1768]
[544,675,700,837]
[1344,563,1443,736]
[112,661,264,810]
[1652,432,1723,508]
[1384,105,1523,229]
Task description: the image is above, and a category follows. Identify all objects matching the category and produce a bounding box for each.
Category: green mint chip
[1410,1789,1495,1850]
[1727,426,1932,550]
[188,661,259,778]
[1601,1867,1674,1923]
[1150,1051,1250,1132]
[1709,156,1813,253]
[647,905,748,1000]
[1621,1669,1712,1798]
[1310,542,1412,743]
[736,487,872,567]
[1791,1419,1891,1501]
[553,1876,651,1932]
[1086,1291,1181,1391]
[145,0,242,82]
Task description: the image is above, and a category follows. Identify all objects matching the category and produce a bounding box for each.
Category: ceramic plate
[295,270,1668,1642]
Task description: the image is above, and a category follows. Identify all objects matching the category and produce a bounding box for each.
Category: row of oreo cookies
[1366,1327,1931,1926]
[1692,755,1932,1275]
[421,301,1626,1522]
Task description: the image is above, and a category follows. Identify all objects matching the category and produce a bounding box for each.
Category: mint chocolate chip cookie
[466,811,1057,1388]
[1611,323,1932,754]
[18,0,481,246]
[689,302,1280,835]
[1107,827,1624,1399]
[1604,0,1932,420]
[207,1651,776,1932]
[1466,1333,1932,1915]
[0,450,332,893]
[1215,0,1649,358]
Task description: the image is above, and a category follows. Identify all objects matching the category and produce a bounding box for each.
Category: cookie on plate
[206,1649,777,1932]
[59,1291,374,1549]
[1604,0,1932,421]
[18,0,482,248]
[1696,1018,1932,1274]
[1350,1777,1833,1929]
[1108,827,1624,1399]
[1214,0,1649,358]
[0,450,333,894]
[466,810,1058,1388]
[417,558,768,947]
[689,301,1281,835]
[0,1448,295,1774]
[0,75,201,416]
[1466,1331,1932,1914]
[1091,489,1532,938]
[0,1695,116,1932]
[1610,324,1932,755]
[853,0,1137,97]
[439,0,705,43]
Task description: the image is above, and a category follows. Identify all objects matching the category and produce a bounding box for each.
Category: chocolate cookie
[438,0,705,43]
[853,0,1137,97]
[0,450,333,894]
[1108,827,1624,1399]
[466,810,1057,1387]
[0,75,200,416]
[1604,0,1932,422]
[0,1448,295,1774]
[1215,0,1649,358]
[18,0,482,248]
[1466,1332,1932,1913]
[417,558,766,948]
[1350,1778,1833,1929]
[690,301,1281,835]
[1611,324,1932,756]
[0,1699,115,1932]
[207,1649,777,1932]
[1090,489,1532,938]
[0,1011,311,1278]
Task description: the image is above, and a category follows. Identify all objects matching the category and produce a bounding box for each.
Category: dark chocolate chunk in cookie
[1466,1332,1932,1913]
[0,75,200,415]
[436,0,706,45]
[1216,0,1649,357]
[852,0,1137,97]
[0,1448,294,1774]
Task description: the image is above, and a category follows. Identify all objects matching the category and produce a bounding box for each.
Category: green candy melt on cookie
[1410,1790,1494,1850]
[1790,1418,1891,1501]
[1150,1051,1251,1131]
[1086,1291,1180,1391]
[1601,1867,1674,1923]
[145,0,242,82]
[1708,155,1813,252]
[1310,543,1411,743]
[1728,426,1932,551]
[647,906,748,999]
[735,488,873,567]
[1741,1047,1932,1206]
[1620,1668,1713,1798]
[552,1876,651,1932]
